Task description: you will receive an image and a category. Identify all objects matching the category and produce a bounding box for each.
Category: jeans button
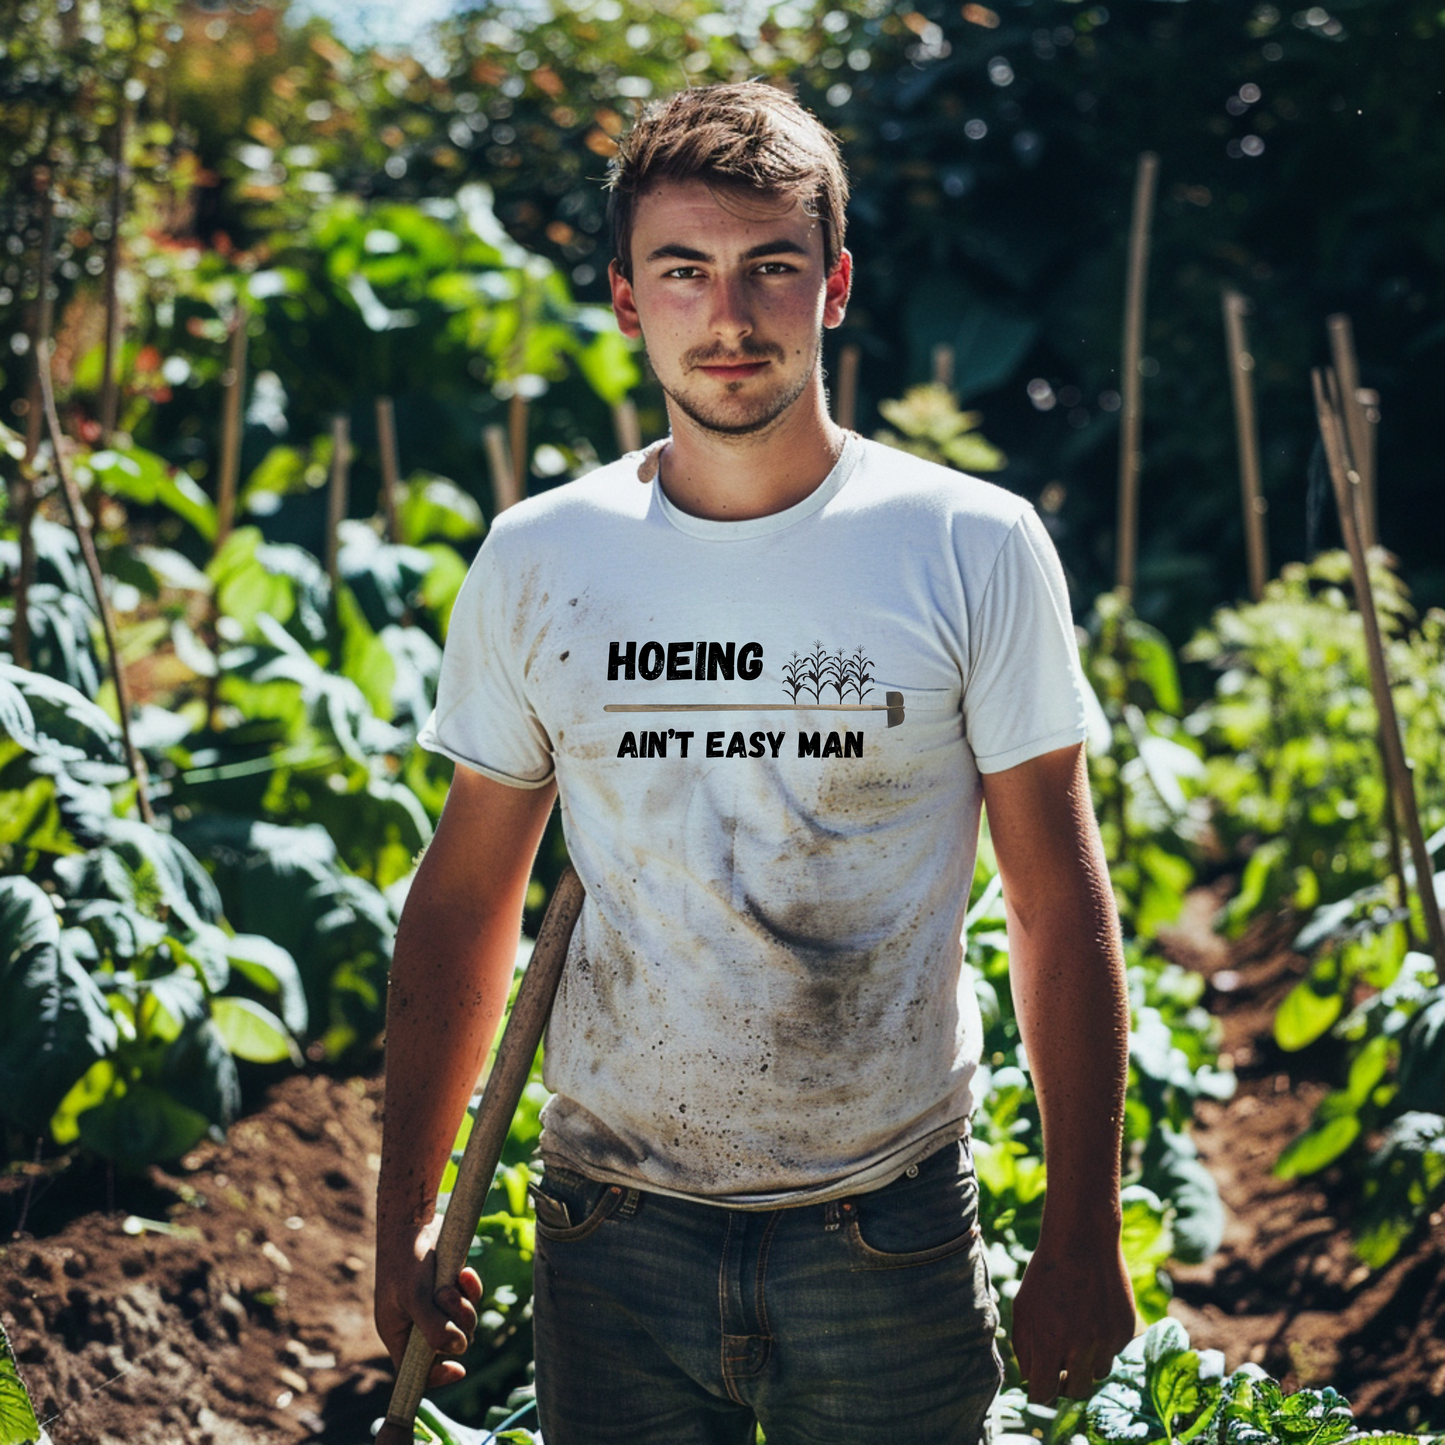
[906,1165,919,1178]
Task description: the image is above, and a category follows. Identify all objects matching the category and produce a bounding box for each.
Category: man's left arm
[980,740,1136,1403]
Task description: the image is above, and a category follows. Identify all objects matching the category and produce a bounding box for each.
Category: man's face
[609,178,850,437]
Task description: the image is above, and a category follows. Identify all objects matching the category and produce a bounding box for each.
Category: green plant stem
[37,336,155,826]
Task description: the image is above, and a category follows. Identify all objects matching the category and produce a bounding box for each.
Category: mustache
[684,341,784,369]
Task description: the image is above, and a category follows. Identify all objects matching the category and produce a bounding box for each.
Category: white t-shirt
[418,434,1089,1206]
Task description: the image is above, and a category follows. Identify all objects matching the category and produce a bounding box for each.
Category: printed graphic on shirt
[601,637,905,759]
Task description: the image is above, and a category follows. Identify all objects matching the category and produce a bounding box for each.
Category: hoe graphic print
[604,641,904,727]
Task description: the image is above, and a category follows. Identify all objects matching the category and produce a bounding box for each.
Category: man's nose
[708,273,754,345]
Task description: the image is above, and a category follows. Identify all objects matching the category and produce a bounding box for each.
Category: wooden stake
[484,424,521,515]
[215,307,247,549]
[834,342,860,431]
[612,398,642,456]
[98,102,128,446]
[326,413,350,588]
[931,343,954,393]
[1222,288,1269,601]
[1327,315,1376,548]
[508,392,529,499]
[37,339,153,825]
[1116,151,1159,597]
[376,395,401,543]
[1312,367,1445,969]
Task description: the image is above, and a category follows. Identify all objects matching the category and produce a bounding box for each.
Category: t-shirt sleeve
[415,531,556,788]
[961,506,1090,774]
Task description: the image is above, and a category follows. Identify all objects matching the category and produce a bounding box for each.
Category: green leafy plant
[873,383,1007,473]
[0,1314,44,1445]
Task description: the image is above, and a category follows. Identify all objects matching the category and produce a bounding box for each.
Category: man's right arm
[374,762,558,1389]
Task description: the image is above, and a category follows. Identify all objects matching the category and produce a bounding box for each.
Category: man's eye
[756,262,797,274]
[664,266,704,279]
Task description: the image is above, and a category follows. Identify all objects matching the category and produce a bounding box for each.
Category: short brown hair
[606,81,849,280]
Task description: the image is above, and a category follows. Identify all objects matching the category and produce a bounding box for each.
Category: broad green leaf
[419,544,469,636]
[336,582,396,721]
[212,996,296,1064]
[1396,990,1445,1113]
[1151,1347,1203,1439]
[0,1314,42,1445]
[574,327,641,406]
[77,1080,213,1166]
[222,932,309,1035]
[1274,1116,1360,1179]
[397,474,485,546]
[1274,978,1344,1052]
[0,877,118,1135]
[90,446,217,542]
[0,663,123,765]
[1344,1034,1391,1108]
[209,527,296,634]
[1126,622,1183,715]
[1121,1188,1174,1324]
[50,1057,116,1147]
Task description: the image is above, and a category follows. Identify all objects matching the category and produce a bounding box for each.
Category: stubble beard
[653,328,823,438]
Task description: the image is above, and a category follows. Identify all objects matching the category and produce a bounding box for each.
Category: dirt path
[4,894,1444,1441]
[2,1068,394,1444]
[1159,888,1445,1433]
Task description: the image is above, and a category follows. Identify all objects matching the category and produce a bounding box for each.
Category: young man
[375,82,1135,1444]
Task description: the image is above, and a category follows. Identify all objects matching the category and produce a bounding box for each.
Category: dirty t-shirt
[417,434,1090,1206]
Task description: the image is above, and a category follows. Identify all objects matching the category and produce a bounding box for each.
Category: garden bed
[4,890,1444,1442]
[2,1067,393,1445]
[1162,888,1445,1433]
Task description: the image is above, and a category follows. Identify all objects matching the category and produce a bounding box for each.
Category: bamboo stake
[1357,386,1379,547]
[508,392,529,499]
[97,102,128,446]
[376,396,401,543]
[326,413,350,589]
[611,398,641,456]
[485,423,521,515]
[215,307,247,549]
[931,343,954,393]
[834,342,860,431]
[1221,289,1269,601]
[1312,368,1445,969]
[37,339,153,825]
[1115,150,1159,597]
[1327,315,1376,548]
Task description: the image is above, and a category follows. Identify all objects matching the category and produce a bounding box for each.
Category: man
[375,81,1135,1445]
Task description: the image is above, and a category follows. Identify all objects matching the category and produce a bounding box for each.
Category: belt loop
[616,1187,641,1219]
[824,1200,841,1232]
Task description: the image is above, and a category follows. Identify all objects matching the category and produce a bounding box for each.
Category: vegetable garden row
[2,357,1442,1441]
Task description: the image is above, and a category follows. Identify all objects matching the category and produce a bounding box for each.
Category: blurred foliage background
[2,0,1443,644]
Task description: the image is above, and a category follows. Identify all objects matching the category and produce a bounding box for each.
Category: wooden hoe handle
[376,863,585,1445]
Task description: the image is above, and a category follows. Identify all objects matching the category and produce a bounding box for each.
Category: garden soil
[1159,886,1445,1434]
[2,893,1443,1443]
[2,1068,395,1444]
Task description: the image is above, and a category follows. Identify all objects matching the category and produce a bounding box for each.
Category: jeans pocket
[531,1167,627,1243]
[844,1140,983,1270]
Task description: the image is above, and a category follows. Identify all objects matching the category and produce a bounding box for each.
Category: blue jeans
[530,1136,1003,1445]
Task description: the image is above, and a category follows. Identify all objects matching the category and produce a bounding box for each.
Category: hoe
[374,864,585,1445]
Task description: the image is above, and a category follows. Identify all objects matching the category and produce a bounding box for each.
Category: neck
[657,374,848,523]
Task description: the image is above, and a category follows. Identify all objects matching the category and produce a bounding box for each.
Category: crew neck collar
[652,432,863,541]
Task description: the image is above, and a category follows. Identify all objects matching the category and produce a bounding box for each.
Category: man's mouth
[694,360,771,380]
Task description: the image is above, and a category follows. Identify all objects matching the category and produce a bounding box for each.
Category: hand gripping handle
[375,864,585,1445]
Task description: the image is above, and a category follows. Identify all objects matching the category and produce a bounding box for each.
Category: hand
[374,1214,485,1389]
[1011,1225,1136,1404]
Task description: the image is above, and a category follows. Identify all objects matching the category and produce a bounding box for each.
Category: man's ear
[823,249,853,330]
[609,259,643,339]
